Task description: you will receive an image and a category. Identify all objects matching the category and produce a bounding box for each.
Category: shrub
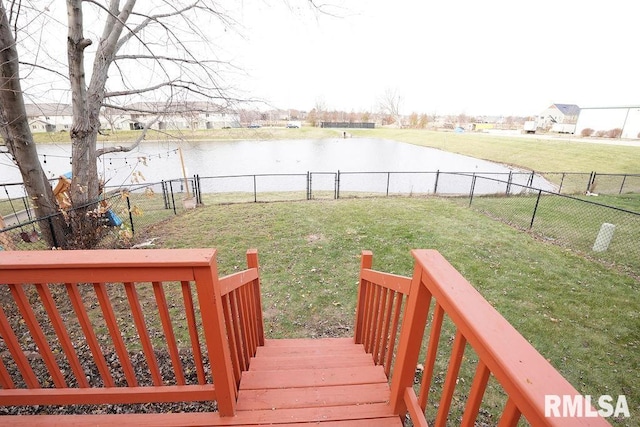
[605,128,622,138]
[580,128,594,137]
[595,130,606,137]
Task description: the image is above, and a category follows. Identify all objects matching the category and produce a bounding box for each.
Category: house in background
[25,103,73,133]
[25,102,240,133]
[537,104,580,130]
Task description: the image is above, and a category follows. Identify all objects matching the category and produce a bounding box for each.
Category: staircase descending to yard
[0,248,610,426]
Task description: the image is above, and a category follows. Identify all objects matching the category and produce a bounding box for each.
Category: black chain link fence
[2,171,638,277]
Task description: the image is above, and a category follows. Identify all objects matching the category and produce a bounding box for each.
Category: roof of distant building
[24,103,73,117]
[551,104,581,116]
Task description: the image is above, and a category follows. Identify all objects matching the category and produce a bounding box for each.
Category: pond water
[0,138,553,197]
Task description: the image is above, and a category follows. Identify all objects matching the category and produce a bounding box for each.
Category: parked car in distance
[286,121,301,128]
[248,123,261,128]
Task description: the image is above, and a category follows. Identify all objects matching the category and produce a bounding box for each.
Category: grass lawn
[135,197,638,424]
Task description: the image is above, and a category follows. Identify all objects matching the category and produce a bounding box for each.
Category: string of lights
[38,148,179,165]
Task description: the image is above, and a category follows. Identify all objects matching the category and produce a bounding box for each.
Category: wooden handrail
[357,250,611,426]
[217,249,264,386]
[0,248,266,417]
[355,250,412,377]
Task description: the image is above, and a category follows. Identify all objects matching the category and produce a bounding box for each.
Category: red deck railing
[0,248,263,417]
[358,249,611,426]
[0,248,613,425]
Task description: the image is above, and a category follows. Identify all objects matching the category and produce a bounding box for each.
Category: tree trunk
[0,1,69,248]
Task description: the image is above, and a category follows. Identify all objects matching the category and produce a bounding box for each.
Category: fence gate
[308,172,338,200]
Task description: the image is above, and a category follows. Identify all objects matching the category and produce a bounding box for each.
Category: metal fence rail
[2,171,638,278]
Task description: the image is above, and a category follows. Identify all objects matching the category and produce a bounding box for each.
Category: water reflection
[0,138,554,197]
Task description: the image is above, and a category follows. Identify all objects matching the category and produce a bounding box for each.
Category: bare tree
[0,0,247,248]
[378,88,402,128]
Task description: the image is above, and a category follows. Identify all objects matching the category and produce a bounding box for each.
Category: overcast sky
[226,0,639,116]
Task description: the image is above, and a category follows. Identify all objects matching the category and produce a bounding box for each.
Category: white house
[127,101,240,130]
[537,104,580,129]
[25,102,241,133]
[25,103,73,133]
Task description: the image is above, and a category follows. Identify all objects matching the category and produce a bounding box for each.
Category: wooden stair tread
[0,403,402,426]
[240,365,387,389]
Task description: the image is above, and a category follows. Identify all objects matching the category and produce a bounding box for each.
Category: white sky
[226,0,640,116]
[27,0,640,118]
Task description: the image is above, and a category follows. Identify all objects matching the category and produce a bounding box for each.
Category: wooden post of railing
[246,249,265,346]
[354,250,373,344]
[193,253,237,417]
[389,252,433,417]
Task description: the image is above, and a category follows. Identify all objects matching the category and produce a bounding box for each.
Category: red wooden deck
[0,248,612,426]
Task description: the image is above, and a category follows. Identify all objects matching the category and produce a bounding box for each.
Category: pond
[0,138,554,197]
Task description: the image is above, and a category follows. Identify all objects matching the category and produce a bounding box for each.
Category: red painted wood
[0,403,402,426]
[218,268,259,296]
[0,300,39,389]
[65,282,115,387]
[193,261,238,416]
[153,281,185,385]
[0,357,15,389]
[246,249,265,346]
[9,284,66,388]
[360,268,412,295]
[388,262,433,416]
[248,354,375,372]
[240,366,387,390]
[460,360,491,427]
[236,383,392,411]
[434,330,467,427]
[255,343,365,358]
[418,302,444,411]
[404,387,428,427]
[262,337,354,347]
[181,280,205,385]
[124,282,162,386]
[93,282,138,387]
[222,293,242,385]
[354,250,373,343]
[34,283,89,388]
[0,384,216,406]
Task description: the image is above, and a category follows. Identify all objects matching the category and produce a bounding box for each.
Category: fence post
[619,174,627,194]
[527,171,535,187]
[336,170,340,199]
[433,170,440,195]
[306,172,310,200]
[308,172,313,200]
[586,171,594,193]
[161,181,169,209]
[559,173,565,194]
[126,194,135,235]
[168,181,177,214]
[529,190,543,230]
[468,174,477,207]
[47,217,59,248]
[506,171,512,195]
[197,174,203,204]
[385,172,391,197]
[253,175,257,203]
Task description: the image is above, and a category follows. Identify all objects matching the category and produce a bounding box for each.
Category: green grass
[134,197,638,424]
[462,193,640,275]
[349,128,640,174]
